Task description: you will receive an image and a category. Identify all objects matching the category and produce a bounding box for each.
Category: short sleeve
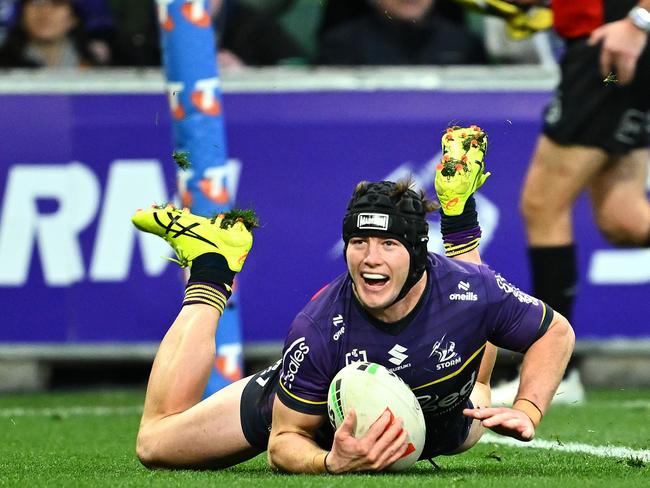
[276,312,336,415]
[480,267,554,352]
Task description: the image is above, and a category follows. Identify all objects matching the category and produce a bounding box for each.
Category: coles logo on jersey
[495,274,539,305]
[281,337,310,389]
[429,334,461,371]
[357,213,389,231]
[449,280,478,301]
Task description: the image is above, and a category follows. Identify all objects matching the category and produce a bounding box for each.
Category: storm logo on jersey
[429,334,462,370]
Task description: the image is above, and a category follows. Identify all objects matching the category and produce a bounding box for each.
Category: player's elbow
[266,434,283,470]
[136,429,166,469]
[549,313,575,357]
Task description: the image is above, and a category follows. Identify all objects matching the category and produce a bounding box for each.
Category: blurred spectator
[107,0,159,67]
[107,0,305,69]
[315,0,487,65]
[0,0,111,68]
[213,0,305,69]
[0,0,15,43]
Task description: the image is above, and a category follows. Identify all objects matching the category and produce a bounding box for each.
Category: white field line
[481,433,650,462]
[0,405,142,418]
[596,400,650,409]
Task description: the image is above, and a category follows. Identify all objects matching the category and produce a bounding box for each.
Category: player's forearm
[267,432,329,474]
[516,315,575,421]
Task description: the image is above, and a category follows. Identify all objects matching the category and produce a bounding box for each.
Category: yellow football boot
[131,204,253,272]
[434,125,490,216]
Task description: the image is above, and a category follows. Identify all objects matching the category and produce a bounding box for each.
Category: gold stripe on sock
[183,284,228,313]
[444,237,481,252]
[445,240,480,257]
[184,292,226,309]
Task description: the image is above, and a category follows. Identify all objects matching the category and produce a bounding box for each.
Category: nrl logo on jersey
[357,213,389,231]
[345,348,368,365]
[429,334,462,371]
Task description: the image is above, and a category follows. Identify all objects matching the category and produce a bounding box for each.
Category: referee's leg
[589,148,650,246]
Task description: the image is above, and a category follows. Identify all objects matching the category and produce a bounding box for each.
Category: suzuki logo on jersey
[388,344,408,366]
[281,337,310,389]
[345,349,368,365]
[357,213,389,231]
[429,334,461,370]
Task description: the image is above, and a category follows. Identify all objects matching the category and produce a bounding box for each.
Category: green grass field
[1,388,648,487]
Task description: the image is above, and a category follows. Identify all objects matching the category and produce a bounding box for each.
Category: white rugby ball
[327,362,426,471]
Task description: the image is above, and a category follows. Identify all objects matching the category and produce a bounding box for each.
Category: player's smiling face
[346,236,410,312]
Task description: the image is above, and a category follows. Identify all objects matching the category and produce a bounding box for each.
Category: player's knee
[520,190,553,226]
[597,216,649,246]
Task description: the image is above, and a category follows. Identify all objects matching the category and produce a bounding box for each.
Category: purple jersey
[272,253,552,453]
[241,253,553,456]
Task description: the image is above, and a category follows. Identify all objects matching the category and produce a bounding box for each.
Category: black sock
[182,253,235,313]
[528,245,577,320]
[188,253,235,288]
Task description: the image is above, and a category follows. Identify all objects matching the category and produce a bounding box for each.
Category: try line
[481,433,650,462]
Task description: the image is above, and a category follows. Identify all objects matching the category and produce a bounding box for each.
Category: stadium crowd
[0,0,554,69]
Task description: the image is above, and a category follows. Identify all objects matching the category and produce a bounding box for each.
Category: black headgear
[342,181,429,305]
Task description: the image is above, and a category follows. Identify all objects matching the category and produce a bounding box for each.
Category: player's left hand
[463,406,535,441]
[588,18,648,85]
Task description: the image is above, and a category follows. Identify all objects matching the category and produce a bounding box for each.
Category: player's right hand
[463,406,536,441]
[325,408,410,473]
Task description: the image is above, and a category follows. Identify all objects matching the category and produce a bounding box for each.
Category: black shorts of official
[420,400,473,459]
[543,37,650,155]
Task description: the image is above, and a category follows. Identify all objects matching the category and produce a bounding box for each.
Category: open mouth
[362,272,389,287]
